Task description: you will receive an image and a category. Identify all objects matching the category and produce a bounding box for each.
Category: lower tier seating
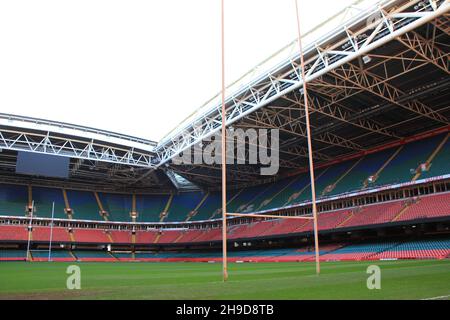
[1,237,448,262]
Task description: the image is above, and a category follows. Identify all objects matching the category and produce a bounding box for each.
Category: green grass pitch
[0,260,449,299]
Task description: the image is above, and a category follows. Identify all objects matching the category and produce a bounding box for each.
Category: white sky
[0,0,358,141]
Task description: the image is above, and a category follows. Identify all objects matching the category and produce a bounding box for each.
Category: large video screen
[16,152,70,178]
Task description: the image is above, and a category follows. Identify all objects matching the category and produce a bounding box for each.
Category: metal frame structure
[0,0,447,193]
[154,0,449,167]
[0,113,157,168]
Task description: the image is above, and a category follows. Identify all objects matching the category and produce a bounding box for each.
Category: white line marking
[421,294,450,300]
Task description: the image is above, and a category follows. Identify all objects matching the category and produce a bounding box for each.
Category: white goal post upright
[221,0,228,282]
[26,200,34,262]
[221,0,321,278]
[295,0,321,275]
[48,201,55,262]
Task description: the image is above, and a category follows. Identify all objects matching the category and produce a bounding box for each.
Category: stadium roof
[0,0,448,192]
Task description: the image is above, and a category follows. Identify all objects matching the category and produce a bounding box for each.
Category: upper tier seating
[315,159,359,196]
[419,138,449,179]
[375,134,444,186]
[330,148,396,195]
[0,133,448,223]
[166,192,204,222]
[268,173,311,209]
[66,189,100,221]
[0,184,27,217]
[191,192,221,221]
[98,192,132,222]
[32,187,67,219]
[136,194,169,222]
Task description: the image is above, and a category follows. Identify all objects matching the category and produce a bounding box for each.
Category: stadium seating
[0,184,28,217]
[374,239,450,260]
[0,225,29,241]
[395,192,450,221]
[157,230,183,243]
[191,192,221,221]
[268,173,311,209]
[0,134,448,225]
[135,230,159,244]
[0,237,448,262]
[0,249,27,261]
[165,192,204,222]
[248,176,298,212]
[31,226,71,243]
[315,159,359,196]
[375,134,444,186]
[32,187,67,219]
[419,138,449,179]
[318,242,399,261]
[330,148,397,195]
[72,250,116,261]
[66,189,101,221]
[136,194,170,222]
[72,228,110,243]
[31,250,75,262]
[113,252,134,261]
[342,201,404,228]
[227,184,271,213]
[109,230,132,244]
[98,192,132,222]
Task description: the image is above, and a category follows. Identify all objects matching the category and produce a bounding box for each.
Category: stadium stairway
[322,157,363,196]
[62,189,73,219]
[365,146,403,188]
[185,192,209,222]
[391,201,413,222]
[256,176,300,211]
[412,133,449,182]
[160,193,174,222]
[94,192,108,221]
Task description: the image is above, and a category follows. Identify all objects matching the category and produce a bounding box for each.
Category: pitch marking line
[421,294,450,300]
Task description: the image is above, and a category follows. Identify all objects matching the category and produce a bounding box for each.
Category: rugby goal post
[220,0,320,281]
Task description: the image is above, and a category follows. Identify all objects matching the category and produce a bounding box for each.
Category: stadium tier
[1,192,448,245]
[66,189,101,221]
[32,187,67,219]
[98,192,133,222]
[0,133,448,223]
[1,237,448,262]
[135,194,170,222]
[72,250,116,262]
[165,192,204,222]
[0,184,28,217]
[30,250,75,262]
